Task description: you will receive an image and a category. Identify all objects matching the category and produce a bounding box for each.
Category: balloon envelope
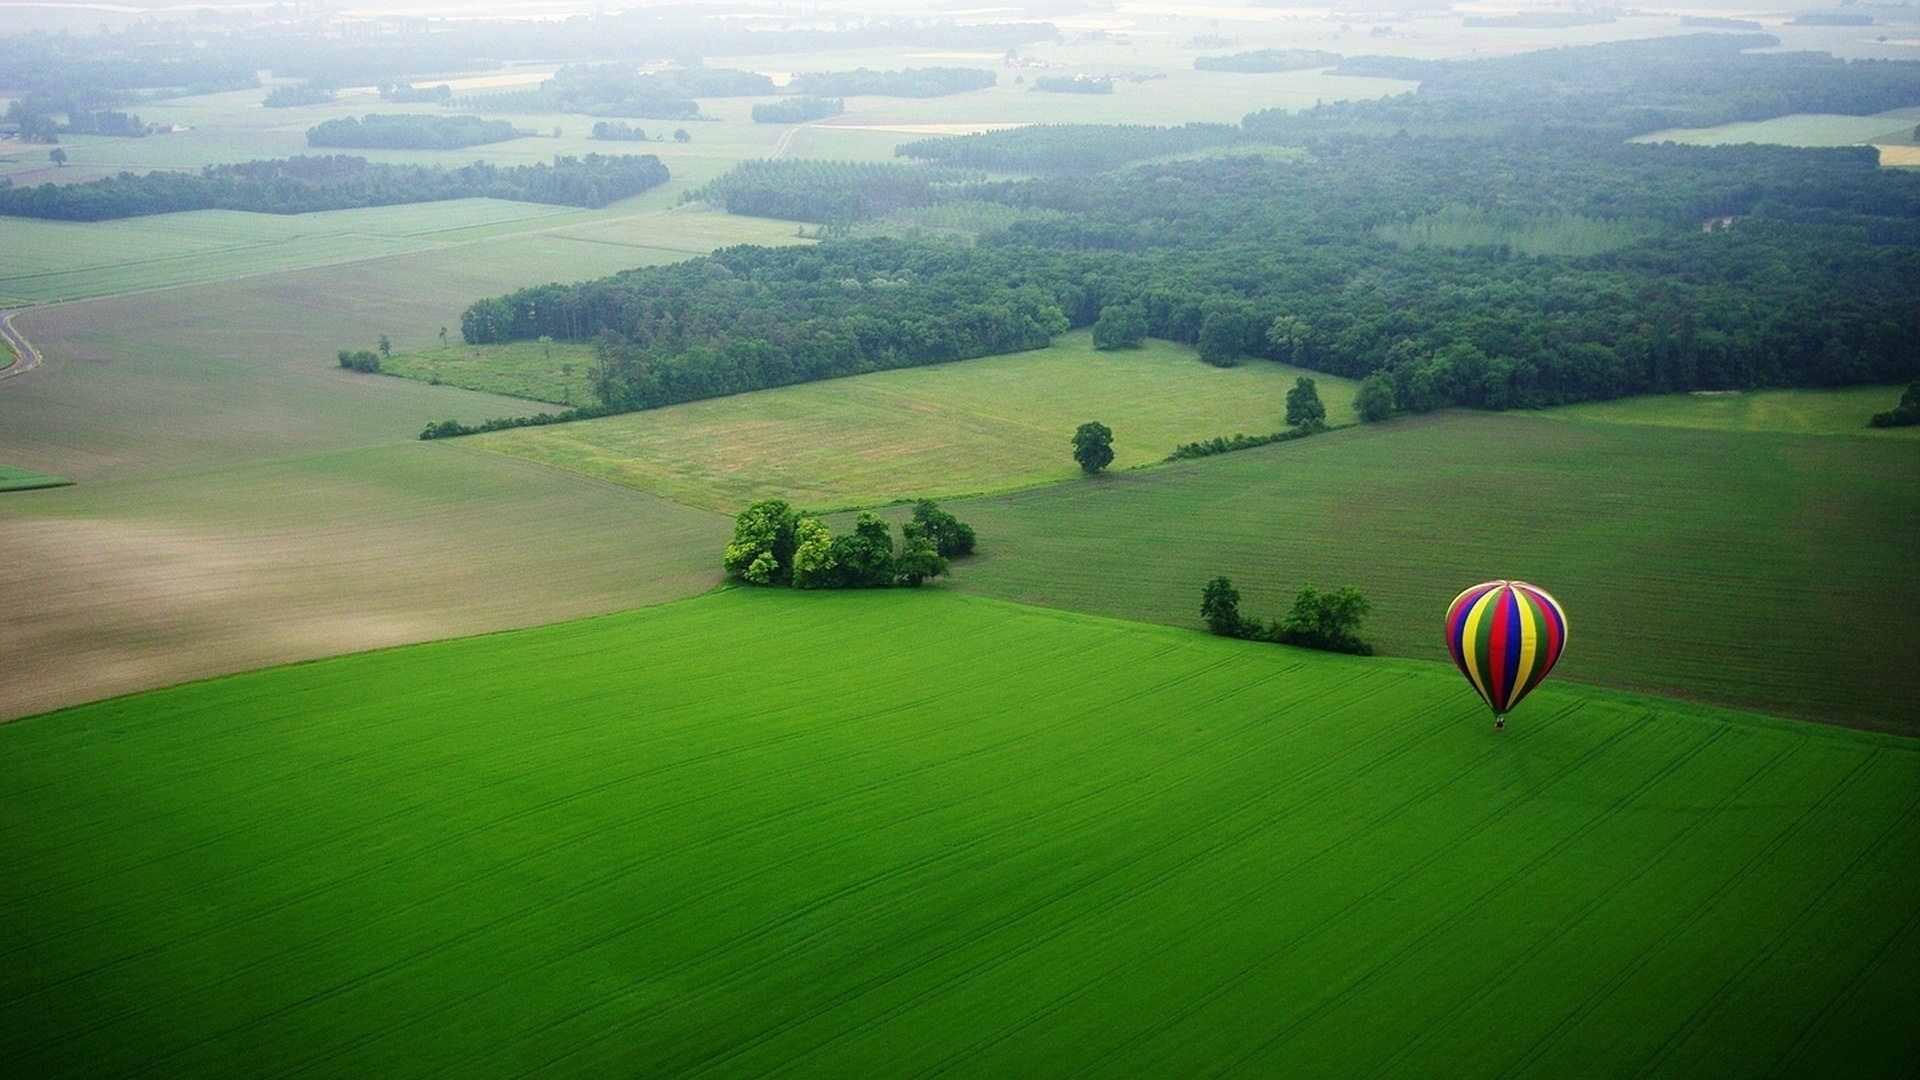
[1445,580,1568,718]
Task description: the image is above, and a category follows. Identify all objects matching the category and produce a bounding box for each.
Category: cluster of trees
[337,349,382,373]
[1193,49,1339,73]
[895,123,1243,174]
[590,121,653,141]
[681,160,976,224]
[263,84,334,108]
[787,67,996,98]
[61,110,148,137]
[4,99,62,143]
[457,65,775,120]
[1870,381,1920,427]
[0,153,669,221]
[723,499,974,590]
[1031,76,1112,94]
[750,97,844,124]
[378,82,453,104]
[307,114,525,150]
[1201,578,1373,655]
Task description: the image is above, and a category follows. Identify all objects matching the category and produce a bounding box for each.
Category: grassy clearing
[471,330,1358,512]
[2,588,1915,1077]
[1376,203,1664,258]
[0,464,71,492]
[1632,107,1920,149]
[943,412,1920,732]
[1545,386,1920,438]
[382,339,599,406]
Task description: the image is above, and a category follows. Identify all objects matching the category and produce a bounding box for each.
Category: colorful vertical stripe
[1444,580,1568,718]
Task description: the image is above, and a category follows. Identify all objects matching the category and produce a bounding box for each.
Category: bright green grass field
[382,339,600,406]
[2,589,1916,1078]
[942,410,1920,733]
[0,464,71,491]
[472,330,1358,512]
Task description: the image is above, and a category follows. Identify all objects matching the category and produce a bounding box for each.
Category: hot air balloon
[1445,580,1568,729]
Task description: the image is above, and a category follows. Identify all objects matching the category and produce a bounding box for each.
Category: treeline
[308,114,526,150]
[1193,49,1339,72]
[751,98,844,124]
[1287,34,1920,143]
[788,67,996,98]
[681,160,977,224]
[62,109,148,137]
[590,121,652,141]
[263,84,334,108]
[456,64,775,120]
[0,13,1054,102]
[378,82,453,104]
[0,153,669,221]
[896,122,1244,174]
[460,239,1071,411]
[1202,578,1373,655]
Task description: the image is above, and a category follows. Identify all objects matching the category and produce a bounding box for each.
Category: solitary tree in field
[377,334,392,360]
[1286,376,1326,431]
[1072,421,1115,474]
[48,148,66,167]
[438,326,449,349]
[674,128,691,142]
[1200,577,1246,637]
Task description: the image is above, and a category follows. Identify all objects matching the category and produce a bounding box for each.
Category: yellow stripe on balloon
[1512,592,1539,710]
[1459,589,1495,707]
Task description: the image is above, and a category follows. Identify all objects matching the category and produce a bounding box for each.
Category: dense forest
[787,67,997,98]
[0,154,669,221]
[307,114,525,150]
[449,35,1920,428]
[682,161,978,224]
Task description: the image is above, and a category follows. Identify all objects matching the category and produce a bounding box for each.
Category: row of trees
[680,160,977,224]
[750,97,844,124]
[1201,578,1373,654]
[455,64,775,120]
[307,114,526,150]
[1193,49,1339,73]
[788,67,996,98]
[0,153,669,221]
[724,499,975,589]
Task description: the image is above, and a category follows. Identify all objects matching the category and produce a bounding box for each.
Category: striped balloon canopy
[1444,580,1568,727]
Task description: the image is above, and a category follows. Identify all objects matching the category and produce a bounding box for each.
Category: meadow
[1545,385,1920,437]
[940,408,1920,733]
[1633,107,1920,149]
[470,330,1358,512]
[1,588,1915,1078]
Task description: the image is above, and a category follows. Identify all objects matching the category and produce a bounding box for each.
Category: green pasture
[942,411,1920,733]
[0,464,71,491]
[1633,107,1920,149]
[470,330,1359,512]
[2,589,1916,1078]
[1547,385,1920,437]
[383,339,600,406]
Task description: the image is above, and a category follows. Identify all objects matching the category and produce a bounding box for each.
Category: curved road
[0,307,41,380]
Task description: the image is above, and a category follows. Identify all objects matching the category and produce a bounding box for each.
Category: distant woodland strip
[1193,49,1341,73]
[682,160,981,224]
[0,154,669,221]
[787,67,996,98]
[307,114,526,150]
[896,123,1246,174]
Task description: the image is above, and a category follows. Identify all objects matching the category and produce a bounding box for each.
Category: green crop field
[1545,385,1920,438]
[0,464,71,491]
[2,589,1916,1078]
[940,411,1920,733]
[1633,107,1920,149]
[470,330,1358,512]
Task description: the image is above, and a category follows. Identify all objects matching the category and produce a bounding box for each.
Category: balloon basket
[1495,716,1505,730]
